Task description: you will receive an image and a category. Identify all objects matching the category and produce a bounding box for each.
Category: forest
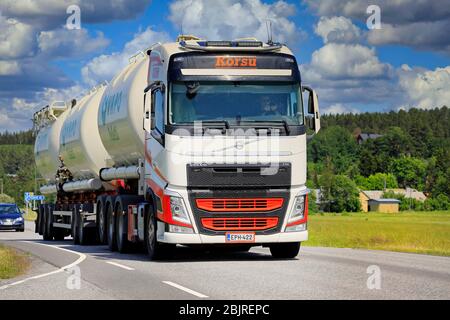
[0,107,449,211]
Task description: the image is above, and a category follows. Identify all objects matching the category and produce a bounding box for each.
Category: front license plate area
[225,232,255,243]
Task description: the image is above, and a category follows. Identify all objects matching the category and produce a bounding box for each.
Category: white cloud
[315,16,362,44]
[367,20,450,54]
[308,43,391,79]
[0,61,21,75]
[0,0,153,28]
[398,65,450,109]
[169,0,304,45]
[82,27,170,86]
[322,103,360,115]
[0,14,36,59]
[38,28,110,58]
[304,0,450,54]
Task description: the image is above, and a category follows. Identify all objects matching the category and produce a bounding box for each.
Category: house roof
[361,191,383,200]
[368,199,401,204]
[361,189,427,201]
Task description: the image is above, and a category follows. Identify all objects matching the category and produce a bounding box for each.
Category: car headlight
[14,217,24,224]
[168,196,191,225]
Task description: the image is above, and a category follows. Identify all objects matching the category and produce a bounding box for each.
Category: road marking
[162,281,209,298]
[106,261,135,271]
[0,241,86,290]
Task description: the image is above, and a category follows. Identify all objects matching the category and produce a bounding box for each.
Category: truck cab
[142,38,320,258]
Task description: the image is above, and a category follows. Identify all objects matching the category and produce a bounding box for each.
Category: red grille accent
[201,217,279,231]
[196,198,283,212]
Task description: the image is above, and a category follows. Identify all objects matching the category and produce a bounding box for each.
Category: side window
[153,89,164,133]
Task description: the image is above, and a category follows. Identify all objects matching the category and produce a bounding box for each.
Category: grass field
[307,211,450,256]
[0,244,30,279]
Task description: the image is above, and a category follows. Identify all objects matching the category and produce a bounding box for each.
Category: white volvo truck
[33,36,320,259]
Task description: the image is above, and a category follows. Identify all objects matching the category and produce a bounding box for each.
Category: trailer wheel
[106,196,117,251]
[96,197,107,244]
[72,206,80,245]
[43,205,54,241]
[269,242,301,259]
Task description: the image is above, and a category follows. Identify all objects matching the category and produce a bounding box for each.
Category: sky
[1,0,449,131]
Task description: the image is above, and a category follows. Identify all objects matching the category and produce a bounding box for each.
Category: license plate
[225,232,255,243]
[3,221,13,226]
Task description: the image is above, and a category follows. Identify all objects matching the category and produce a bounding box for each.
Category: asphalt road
[0,221,449,300]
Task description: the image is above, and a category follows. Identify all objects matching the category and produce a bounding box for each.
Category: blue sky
[1,0,450,131]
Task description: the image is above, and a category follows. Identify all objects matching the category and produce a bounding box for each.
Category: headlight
[168,196,191,225]
[14,217,24,224]
[288,195,306,223]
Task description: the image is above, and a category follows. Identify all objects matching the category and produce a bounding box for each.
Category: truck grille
[201,217,279,231]
[196,198,283,212]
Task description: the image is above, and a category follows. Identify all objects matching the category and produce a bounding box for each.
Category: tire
[72,205,80,245]
[43,205,54,241]
[106,196,117,251]
[115,195,144,253]
[269,242,301,259]
[16,228,25,232]
[96,197,107,244]
[78,211,90,245]
[38,205,45,235]
[144,203,173,260]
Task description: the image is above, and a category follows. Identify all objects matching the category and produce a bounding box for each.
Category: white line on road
[162,281,209,298]
[106,261,135,271]
[0,241,86,290]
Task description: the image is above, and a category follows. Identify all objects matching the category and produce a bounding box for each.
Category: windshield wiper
[195,120,230,130]
[238,120,291,135]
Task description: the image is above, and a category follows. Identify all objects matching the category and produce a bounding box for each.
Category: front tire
[269,242,301,259]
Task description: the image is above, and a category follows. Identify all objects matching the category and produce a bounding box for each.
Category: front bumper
[0,223,24,230]
[157,228,308,244]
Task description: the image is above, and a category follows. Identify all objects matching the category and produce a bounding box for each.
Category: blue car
[0,203,25,232]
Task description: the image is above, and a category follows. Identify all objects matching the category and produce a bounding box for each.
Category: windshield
[169,82,303,126]
[0,205,19,215]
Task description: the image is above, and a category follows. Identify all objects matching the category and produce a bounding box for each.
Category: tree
[308,126,359,174]
[320,174,360,213]
[0,193,15,203]
[389,157,427,190]
[355,173,398,190]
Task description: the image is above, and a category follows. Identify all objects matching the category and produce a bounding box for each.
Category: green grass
[0,245,30,279]
[307,211,450,256]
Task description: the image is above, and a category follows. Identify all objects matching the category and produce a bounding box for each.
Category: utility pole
[0,178,3,194]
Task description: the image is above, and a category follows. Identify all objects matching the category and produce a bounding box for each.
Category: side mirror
[302,85,321,134]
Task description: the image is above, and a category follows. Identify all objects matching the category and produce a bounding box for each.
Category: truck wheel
[115,197,130,253]
[78,211,90,245]
[38,205,44,235]
[97,197,107,244]
[43,205,54,241]
[54,229,65,241]
[143,204,174,260]
[269,242,301,259]
[106,197,117,251]
[72,206,80,245]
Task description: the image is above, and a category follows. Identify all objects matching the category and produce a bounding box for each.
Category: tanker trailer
[34,37,321,259]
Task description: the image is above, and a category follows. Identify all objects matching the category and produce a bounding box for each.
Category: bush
[0,193,15,203]
[355,173,398,190]
[320,175,361,213]
[424,194,450,211]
